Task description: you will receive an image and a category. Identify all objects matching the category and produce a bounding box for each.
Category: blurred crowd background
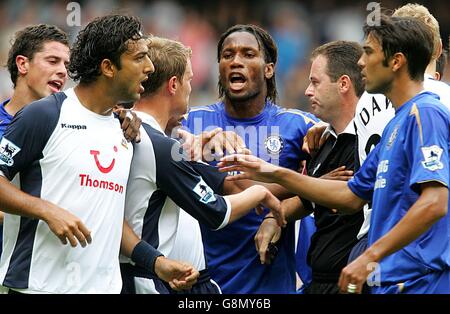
[0,0,449,111]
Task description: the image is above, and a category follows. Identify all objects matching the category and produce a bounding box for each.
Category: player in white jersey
[0,15,154,293]
[120,37,283,294]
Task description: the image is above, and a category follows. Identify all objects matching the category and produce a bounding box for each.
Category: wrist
[131,240,164,275]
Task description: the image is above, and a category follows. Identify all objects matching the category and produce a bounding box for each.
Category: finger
[330,166,346,174]
[302,136,311,154]
[73,229,87,248]
[66,231,78,247]
[239,148,252,155]
[185,270,199,284]
[318,133,328,148]
[259,239,270,265]
[224,173,250,181]
[224,137,236,155]
[135,130,141,143]
[78,223,92,244]
[214,137,224,158]
[169,281,182,291]
[59,235,68,245]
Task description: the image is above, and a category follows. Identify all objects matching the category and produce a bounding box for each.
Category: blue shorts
[371,270,450,294]
[347,234,368,264]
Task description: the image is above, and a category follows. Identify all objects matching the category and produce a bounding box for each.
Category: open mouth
[229,73,247,91]
[48,80,63,93]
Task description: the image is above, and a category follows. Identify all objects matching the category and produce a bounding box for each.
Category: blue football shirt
[184,101,318,293]
[349,92,450,291]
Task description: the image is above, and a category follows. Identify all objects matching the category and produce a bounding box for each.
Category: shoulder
[18,92,66,119]
[187,103,223,117]
[274,107,318,125]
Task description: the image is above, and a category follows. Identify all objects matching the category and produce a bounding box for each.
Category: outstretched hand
[218,154,280,184]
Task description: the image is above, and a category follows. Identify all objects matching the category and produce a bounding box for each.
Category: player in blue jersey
[184,24,318,293]
[120,36,284,294]
[219,15,450,294]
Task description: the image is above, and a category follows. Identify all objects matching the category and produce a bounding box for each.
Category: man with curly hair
[0,14,154,293]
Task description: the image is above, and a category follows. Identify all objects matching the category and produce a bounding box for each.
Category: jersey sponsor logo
[421,145,444,171]
[193,178,216,204]
[90,146,117,174]
[79,174,124,194]
[61,123,87,130]
[0,137,21,166]
[264,135,284,155]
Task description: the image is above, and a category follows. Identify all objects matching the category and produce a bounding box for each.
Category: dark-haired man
[0,15,153,293]
[219,16,450,294]
[184,24,318,293]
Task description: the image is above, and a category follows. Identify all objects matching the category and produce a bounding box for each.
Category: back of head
[311,41,364,97]
[217,24,278,103]
[141,37,192,97]
[392,3,441,60]
[68,14,144,84]
[363,14,434,81]
[7,24,68,87]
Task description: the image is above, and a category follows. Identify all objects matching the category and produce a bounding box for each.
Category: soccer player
[0,14,153,293]
[184,24,318,293]
[0,24,69,257]
[219,15,450,294]
[120,37,283,294]
[304,3,450,265]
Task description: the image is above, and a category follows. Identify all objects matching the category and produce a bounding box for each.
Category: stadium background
[0,0,448,112]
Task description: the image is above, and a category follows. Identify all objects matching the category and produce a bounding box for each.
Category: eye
[222,52,233,59]
[245,51,255,58]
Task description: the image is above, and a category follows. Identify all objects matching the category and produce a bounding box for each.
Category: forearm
[272,167,365,213]
[120,219,141,257]
[0,176,49,220]
[362,184,448,263]
[224,179,293,200]
[225,185,270,223]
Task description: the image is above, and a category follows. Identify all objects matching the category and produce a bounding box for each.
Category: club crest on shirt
[264,135,284,155]
[421,145,444,171]
[193,178,216,204]
[0,137,21,166]
[386,124,400,149]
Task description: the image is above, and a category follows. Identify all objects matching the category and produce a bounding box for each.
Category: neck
[4,83,40,116]
[385,75,424,110]
[425,60,437,77]
[74,82,117,115]
[223,93,267,119]
[330,96,357,134]
[134,94,170,130]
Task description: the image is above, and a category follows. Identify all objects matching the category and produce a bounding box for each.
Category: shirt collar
[135,111,165,135]
[323,120,355,139]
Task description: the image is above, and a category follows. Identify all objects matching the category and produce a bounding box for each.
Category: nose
[230,53,244,68]
[57,62,68,79]
[357,55,365,69]
[305,83,314,97]
[144,55,155,74]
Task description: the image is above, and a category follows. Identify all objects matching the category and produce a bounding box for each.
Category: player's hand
[218,154,281,184]
[202,130,247,161]
[255,215,281,264]
[41,200,92,248]
[321,166,353,181]
[302,121,328,156]
[338,252,373,294]
[117,109,142,143]
[154,256,199,291]
[177,128,223,161]
[259,187,285,227]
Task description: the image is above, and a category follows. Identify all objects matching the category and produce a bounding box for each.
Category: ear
[100,59,115,78]
[16,55,29,76]
[167,76,178,96]
[264,62,274,79]
[391,52,406,73]
[338,75,351,94]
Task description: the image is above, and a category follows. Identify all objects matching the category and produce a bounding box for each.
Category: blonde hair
[393,3,441,60]
[142,36,192,96]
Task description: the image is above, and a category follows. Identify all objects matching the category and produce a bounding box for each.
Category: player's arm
[0,98,91,247]
[121,219,199,290]
[339,182,447,293]
[0,174,91,247]
[219,154,366,214]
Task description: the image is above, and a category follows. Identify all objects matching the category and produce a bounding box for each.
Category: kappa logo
[90,146,117,174]
[264,135,284,155]
[421,145,444,171]
[0,138,21,166]
[193,178,216,204]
